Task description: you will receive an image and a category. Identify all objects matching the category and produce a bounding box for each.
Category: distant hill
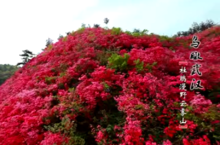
[0,64,19,86]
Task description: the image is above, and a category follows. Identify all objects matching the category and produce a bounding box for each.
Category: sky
[0,0,220,65]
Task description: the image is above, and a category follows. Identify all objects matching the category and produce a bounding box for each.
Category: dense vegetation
[0,64,19,86]
[0,24,220,145]
[174,20,217,37]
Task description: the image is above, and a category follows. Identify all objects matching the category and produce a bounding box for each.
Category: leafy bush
[107,53,130,72]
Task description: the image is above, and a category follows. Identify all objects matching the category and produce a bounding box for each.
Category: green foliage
[68,87,75,93]
[107,54,156,73]
[202,105,220,121]
[76,27,86,34]
[107,53,130,72]
[60,72,66,77]
[181,105,220,143]
[159,35,173,42]
[44,116,86,145]
[58,64,68,73]
[62,36,68,42]
[134,59,144,73]
[111,27,122,35]
[95,48,120,66]
[58,83,65,89]
[145,62,157,72]
[140,29,149,35]
[45,76,56,85]
[92,98,126,144]
[132,29,149,36]
[65,136,85,145]
[173,102,179,107]
[44,116,72,134]
[124,29,148,36]
[135,104,144,110]
[125,31,132,35]
[101,81,110,89]
[0,64,19,85]
[46,44,53,51]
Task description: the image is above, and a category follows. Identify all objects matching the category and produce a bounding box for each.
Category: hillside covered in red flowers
[0,26,220,145]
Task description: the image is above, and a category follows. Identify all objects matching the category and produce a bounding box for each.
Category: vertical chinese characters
[178,35,203,129]
[179,63,188,128]
[189,36,203,91]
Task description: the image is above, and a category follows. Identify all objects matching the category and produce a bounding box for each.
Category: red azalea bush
[0,26,220,145]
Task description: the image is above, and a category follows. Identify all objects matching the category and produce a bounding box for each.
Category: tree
[104,18,109,24]
[58,35,63,40]
[133,28,140,33]
[175,20,217,37]
[16,50,34,66]
[46,38,53,47]
[81,23,86,28]
[206,20,215,27]
[93,24,100,28]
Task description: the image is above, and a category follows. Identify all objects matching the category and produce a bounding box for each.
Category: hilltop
[0,27,220,145]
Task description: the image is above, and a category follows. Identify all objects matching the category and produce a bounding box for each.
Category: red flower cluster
[0,27,220,144]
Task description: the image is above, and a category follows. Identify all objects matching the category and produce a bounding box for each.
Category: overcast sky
[0,0,220,65]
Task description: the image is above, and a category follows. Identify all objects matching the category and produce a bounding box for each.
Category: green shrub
[111,27,122,35]
[107,53,130,72]
[134,59,144,73]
